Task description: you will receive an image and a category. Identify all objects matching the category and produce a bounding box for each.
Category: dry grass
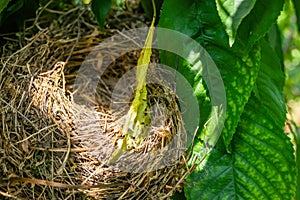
[0,2,197,200]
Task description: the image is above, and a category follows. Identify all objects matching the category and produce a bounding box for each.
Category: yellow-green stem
[108,0,157,164]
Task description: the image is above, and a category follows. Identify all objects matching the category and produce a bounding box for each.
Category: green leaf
[211,44,261,150]
[6,0,24,13]
[158,0,260,150]
[232,0,284,54]
[292,0,300,32]
[0,0,11,14]
[91,0,111,31]
[291,121,300,200]
[254,39,285,123]
[267,24,284,66]
[215,0,256,46]
[185,39,296,199]
[158,0,216,137]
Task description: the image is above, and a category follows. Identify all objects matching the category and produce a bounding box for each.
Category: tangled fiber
[0,3,197,199]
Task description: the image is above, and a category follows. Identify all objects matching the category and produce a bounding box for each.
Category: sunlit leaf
[158,0,295,198]
[216,0,256,46]
[232,0,284,55]
[185,39,296,199]
[158,0,260,150]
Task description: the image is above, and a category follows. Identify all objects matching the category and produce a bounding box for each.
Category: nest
[0,3,196,199]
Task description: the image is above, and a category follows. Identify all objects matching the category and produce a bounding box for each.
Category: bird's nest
[0,3,197,199]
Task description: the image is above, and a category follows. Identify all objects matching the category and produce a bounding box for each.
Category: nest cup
[83,65,187,168]
[0,5,197,200]
[31,61,187,199]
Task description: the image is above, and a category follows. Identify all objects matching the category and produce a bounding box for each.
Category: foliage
[90,0,111,31]
[184,38,295,199]
[288,120,300,199]
[0,0,11,14]
[157,0,297,199]
[215,0,256,46]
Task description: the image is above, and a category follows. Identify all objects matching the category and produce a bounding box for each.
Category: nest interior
[0,3,196,200]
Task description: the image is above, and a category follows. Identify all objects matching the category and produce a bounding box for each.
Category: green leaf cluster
[157,0,297,199]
